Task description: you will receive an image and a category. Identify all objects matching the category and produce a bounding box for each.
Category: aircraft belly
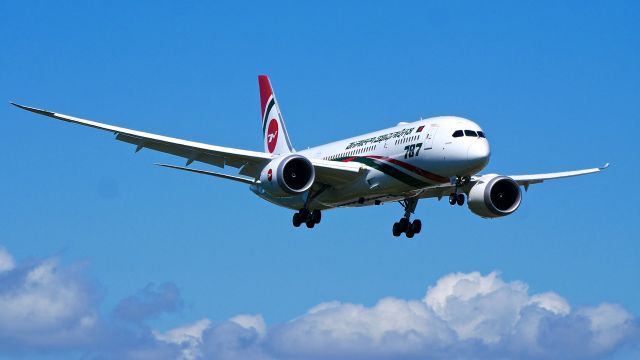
[313,167,416,208]
[251,157,448,210]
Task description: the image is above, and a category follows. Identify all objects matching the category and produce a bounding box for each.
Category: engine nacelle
[468,175,522,218]
[258,154,315,198]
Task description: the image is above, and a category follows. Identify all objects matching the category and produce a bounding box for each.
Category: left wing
[11,103,364,185]
[11,103,273,177]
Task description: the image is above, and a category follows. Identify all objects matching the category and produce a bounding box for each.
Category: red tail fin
[258,75,294,154]
[259,75,273,121]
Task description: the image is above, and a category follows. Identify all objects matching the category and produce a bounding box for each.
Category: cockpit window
[452,130,463,138]
[478,131,485,138]
[464,130,477,137]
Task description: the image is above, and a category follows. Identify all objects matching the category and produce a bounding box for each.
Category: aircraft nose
[467,140,490,167]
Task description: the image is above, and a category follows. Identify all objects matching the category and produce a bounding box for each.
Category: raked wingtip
[10,103,56,117]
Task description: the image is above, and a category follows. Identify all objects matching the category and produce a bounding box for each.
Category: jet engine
[258,154,315,197]
[468,175,522,218]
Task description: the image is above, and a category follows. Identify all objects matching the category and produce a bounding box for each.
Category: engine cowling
[258,154,315,198]
[468,175,522,218]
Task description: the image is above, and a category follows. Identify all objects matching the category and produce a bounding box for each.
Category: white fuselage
[252,116,490,210]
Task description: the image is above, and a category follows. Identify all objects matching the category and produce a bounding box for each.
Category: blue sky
[0,1,638,359]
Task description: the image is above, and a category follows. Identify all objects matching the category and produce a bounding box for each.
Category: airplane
[11,75,608,237]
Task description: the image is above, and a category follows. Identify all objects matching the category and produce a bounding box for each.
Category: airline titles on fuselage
[345,127,416,150]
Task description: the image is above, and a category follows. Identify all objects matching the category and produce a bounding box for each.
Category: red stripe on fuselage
[353,155,448,184]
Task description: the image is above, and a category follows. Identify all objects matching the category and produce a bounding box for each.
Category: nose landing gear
[392,198,422,238]
[448,176,469,206]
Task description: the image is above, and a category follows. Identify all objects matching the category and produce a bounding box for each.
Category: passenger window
[478,131,485,138]
[452,130,463,138]
[464,130,477,137]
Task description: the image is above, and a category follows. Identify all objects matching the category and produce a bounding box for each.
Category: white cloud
[0,256,99,350]
[577,303,636,353]
[528,292,571,315]
[0,247,182,358]
[423,271,529,343]
[0,246,637,360]
[230,314,266,338]
[269,298,450,358]
[255,271,638,359]
[0,247,15,273]
[154,319,211,360]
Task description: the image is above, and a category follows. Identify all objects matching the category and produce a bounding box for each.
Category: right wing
[509,163,609,189]
[413,164,609,200]
[12,103,364,185]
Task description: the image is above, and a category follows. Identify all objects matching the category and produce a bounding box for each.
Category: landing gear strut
[449,176,469,207]
[293,209,321,228]
[292,187,327,229]
[392,197,422,238]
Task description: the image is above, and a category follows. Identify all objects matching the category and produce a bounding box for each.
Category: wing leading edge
[509,163,609,188]
[11,103,272,177]
[11,103,364,185]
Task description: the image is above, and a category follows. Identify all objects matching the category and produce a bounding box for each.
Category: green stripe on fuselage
[336,157,431,188]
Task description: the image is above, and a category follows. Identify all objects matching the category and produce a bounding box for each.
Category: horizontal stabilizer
[155,164,256,185]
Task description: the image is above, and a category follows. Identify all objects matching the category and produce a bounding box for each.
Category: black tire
[299,208,310,221]
[456,193,465,206]
[392,222,403,237]
[449,193,457,205]
[406,229,415,238]
[311,210,322,224]
[305,218,315,228]
[398,218,410,232]
[411,219,422,234]
[292,213,302,227]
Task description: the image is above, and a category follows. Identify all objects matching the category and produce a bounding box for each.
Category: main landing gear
[292,209,321,228]
[448,176,469,207]
[293,187,327,229]
[449,193,465,206]
[392,197,422,238]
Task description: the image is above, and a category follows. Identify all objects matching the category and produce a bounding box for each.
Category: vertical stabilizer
[259,75,294,154]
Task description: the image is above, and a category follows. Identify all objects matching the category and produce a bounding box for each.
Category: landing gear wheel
[310,210,322,224]
[449,193,457,205]
[398,218,410,232]
[456,193,465,206]
[299,208,310,222]
[305,218,315,228]
[392,222,403,237]
[292,213,302,227]
[396,197,421,238]
[411,219,422,234]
